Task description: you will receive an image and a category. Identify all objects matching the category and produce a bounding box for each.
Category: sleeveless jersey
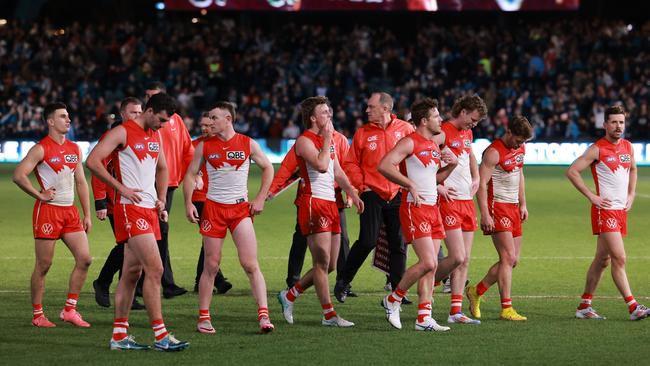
[297,130,336,202]
[113,120,161,209]
[35,136,80,206]
[203,133,251,204]
[591,138,632,210]
[399,132,442,205]
[486,139,525,204]
[441,121,473,200]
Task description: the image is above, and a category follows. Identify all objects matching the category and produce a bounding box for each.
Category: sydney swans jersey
[487,139,525,204]
[35,136,80,206]
[203,133,251,204]
[441,122,473,200]
[114,120,161,209]
[591,138,632,210]
[399,132,442,205]
[297,130,336,202]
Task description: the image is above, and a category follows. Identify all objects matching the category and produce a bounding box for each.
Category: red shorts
[483,202,522,237]
[200,200,251,239]
[439,199,477,231]
[399,202,446,243]
[114,204,161,244]
[591,206,627,236]
[32,201,84,240]
[297,196,340,236]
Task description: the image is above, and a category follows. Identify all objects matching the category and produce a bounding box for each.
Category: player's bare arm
[12,144,53,201]
[626,149,637,211]
[333,158,364,214]
[295,127,332,173]
[249,139,274,215]
[378,137,423,206]
[518,169,528,222]
[566,144,611,208]
[86,126,143,203]
[155,147,169,222]
[74,152,92,233]
[182,141,205,223]
[470,151,480,195]
[436,149,458,183]
[478,147,499,232]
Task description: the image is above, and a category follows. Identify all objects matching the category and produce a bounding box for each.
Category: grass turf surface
[0,164,649,365]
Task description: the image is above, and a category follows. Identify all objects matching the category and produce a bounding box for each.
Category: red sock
[199,309,210,322]
[64,293,79,312]
[577,293,593,310]
[625,296,638,313]
[151,319,168,341]
[32,304,44,320]
[501,298,512,309]
[388,287,407,303]
[112,318,129,341]
[476,281,489,296]
[418,302,432,323]
[450,294,463,315]
[286,282,304,302]
[258,307,269,321]
[322,303,337,320]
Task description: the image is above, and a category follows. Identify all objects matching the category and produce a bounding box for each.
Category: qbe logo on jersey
[148,142,160,152]
[619,154,631,163]
[64,154,78,163]
[227,151,246,160]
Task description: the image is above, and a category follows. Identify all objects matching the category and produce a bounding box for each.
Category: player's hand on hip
[408,186,424,207]
[96,209,107,220]
[480,214,495,232]
[437,185,457,202]
[83,216,92,233]
[39,187,56,202]
[591,195,611,209]
[120,187,143,204]
[519,204,528,222]
[186,204,199,223]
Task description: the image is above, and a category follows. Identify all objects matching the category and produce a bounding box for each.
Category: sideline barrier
[1,138,649,166]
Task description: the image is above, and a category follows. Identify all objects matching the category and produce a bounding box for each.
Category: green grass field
[1,163,649,365]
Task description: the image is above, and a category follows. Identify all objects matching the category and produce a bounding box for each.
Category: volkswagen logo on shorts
[41,223,53,235]
[318,217,330,228]
[136,218,149,231]
[499,217,512,228]
[445,216,457,226]
[606,218,618,229]
[419,222,431,233]
[201,220,212,232]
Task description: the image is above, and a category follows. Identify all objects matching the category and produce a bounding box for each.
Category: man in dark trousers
[335,92,414,303]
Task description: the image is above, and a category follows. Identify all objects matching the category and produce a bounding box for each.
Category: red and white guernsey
[203,133,251,204]
[441,122,473,200]
[297,130,336,202]
[487,139,525,204]
[399,132,442,205]
[35,136,80,206]
[113,120,161,209]
[591,138,632,210]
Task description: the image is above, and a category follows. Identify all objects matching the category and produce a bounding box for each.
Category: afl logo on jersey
[134,143,145,151]
[49,157,61,163]
[208,153,221,160]
[619,154,631,163]
[148,142,160,152]
[64,154,78,163]
[227,151,246,160]
[451,140,461,148]
[504,159,512,166]
[606,156,616,163]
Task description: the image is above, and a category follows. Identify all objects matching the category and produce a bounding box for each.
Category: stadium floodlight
[0,19,7,26]
[155,2,165,10]
[191,18,199,24]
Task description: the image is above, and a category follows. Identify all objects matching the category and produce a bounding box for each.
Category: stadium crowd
[0,17,648,141]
